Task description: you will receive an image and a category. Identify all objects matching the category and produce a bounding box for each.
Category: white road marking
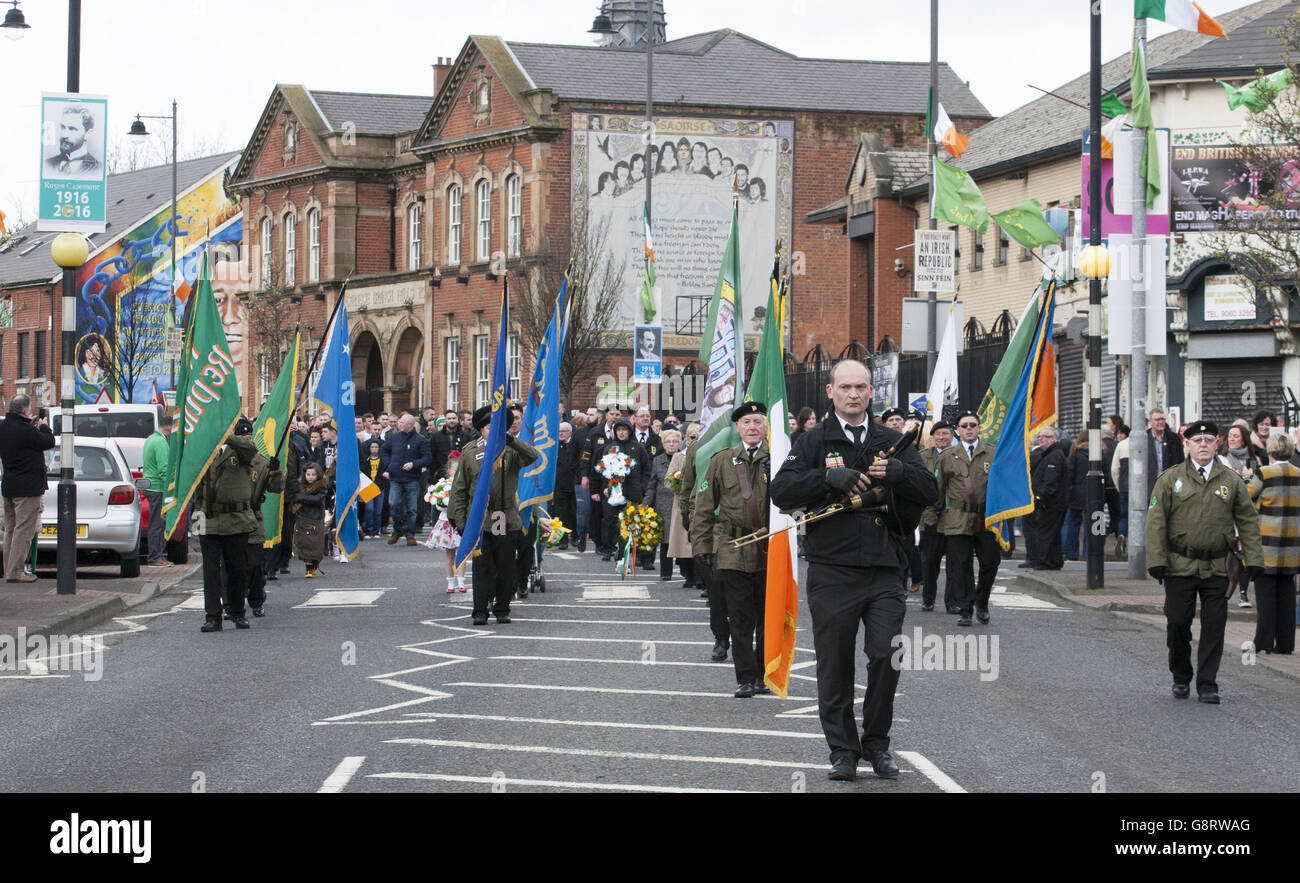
[386,737,823,770]
[315,711,824,739]
[317,694,453,723]
[897,751,966,793]
[774,703,822,717]
[469,616,727,626]
[318,756,366,793]
[488,654,739,669]
[367,772,750,793]
[445,681,814,700]
[581,585,651,600]
[789,660,818,671]
[478,635,717,646]
[176,592,207,611]
[989,593,1065,610]
[296,590,386,608]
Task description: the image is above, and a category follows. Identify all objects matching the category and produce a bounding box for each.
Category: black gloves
[1148,566,1165,584]
[1247,565,1263,583]
[825,467,865,494]
[701,553,715,569]
[268,457,280,473]
[681,512,691,531]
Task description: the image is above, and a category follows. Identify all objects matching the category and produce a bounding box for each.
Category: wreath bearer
[691,401,770,698]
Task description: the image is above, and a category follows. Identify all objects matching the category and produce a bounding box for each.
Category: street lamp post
[128,101,179,388]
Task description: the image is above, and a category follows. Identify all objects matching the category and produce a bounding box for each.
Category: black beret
[956,410,979,423]
[731,401,767,422]
[472,405,493,430]
[879,408,906,423]
[1183,420,1218,439]
[931,420,952,433]
[233,417,254,436]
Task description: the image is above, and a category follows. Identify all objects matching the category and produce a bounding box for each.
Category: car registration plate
[38,524,88,538]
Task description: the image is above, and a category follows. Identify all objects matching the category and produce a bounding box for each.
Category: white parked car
[0,436,148,578]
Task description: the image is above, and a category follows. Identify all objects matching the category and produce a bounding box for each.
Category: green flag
[745,260,785,414]
[975,290,1041,446]
[1129,38,1162,209]
[1101,93,1128,119]
[693,203,744,492]
[252,330,300,547]
[1218,68,1294,113]
[640,205,657,323]
[160,254,243,539]
[991,199,1062,250]
[932,158,988,235]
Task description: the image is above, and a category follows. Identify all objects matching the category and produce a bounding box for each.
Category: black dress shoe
[828,757,857,781]
[976,606,990,624]
[230,615,250,629]
[699,589,710,599]
[1018,561,1036,569]
[753,682,771,695]
[734,682,755,698]
[946,607,961,615]
[496,614,512,624]
[867,749,900,779]
[600,554,611,562]
[266,573,278,581]
[252,606,265,617]
[1197,690,1221,704]
[710,639,729,662]
[1171,683,1190,699]
[200,616,222,632]
[957,616,973,627]
[278,567,290,575]
[920,602,935,611]
[471,614,489,625]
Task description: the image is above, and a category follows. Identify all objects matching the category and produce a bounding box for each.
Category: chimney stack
[433,57,453,96]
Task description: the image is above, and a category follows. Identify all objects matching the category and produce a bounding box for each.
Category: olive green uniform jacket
[195,435,259,536]
[447,434,540,535]
[935,440,997,536]
[1146,457,1263,579]
[920,445,945,530]
[690,440,769,573]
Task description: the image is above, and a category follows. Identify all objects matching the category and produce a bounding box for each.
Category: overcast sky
[0,0,1262,226]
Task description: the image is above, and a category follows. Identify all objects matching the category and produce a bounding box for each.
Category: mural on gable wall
[75,166,247,404]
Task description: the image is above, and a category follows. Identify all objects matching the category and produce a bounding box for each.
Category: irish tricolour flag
[1135,0,1226,37]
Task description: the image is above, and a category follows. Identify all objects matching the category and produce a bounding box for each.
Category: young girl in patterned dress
[427,454,465,593]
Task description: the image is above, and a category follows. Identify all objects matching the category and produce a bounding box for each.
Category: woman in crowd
[1062,430,1089,561]
[1248,409,1273,463]
[428,455,466,594]
[360,439,387,539]
[1247,433,1299,655]
[1110,423,1130,558]
[645,427,682,581]
[597,418,644,568]
[1220,423,1259,478]
[293,462,331,578]
[666,424,698,587]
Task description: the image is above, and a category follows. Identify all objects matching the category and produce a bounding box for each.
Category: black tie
[1199,466,1208,482]
[850,425,863,447]
[747,446,757,460]
[968,444,976,460]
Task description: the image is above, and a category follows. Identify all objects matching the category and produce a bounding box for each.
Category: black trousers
[807,562,906,759]
[1253,572,1297,654]
[512,528,531,594]
[1164,575,1229,693]
[696,555,728,641]
[235,543,267,609]
[945,531,1001,616]
[717,568,766,684]
[472,531,515,618]
[1022,512,1039,566]
[1034,507,1066,569]
[677,556,695,585]
[919,526,948,608]
[589,495,606,553]
[553,487,576,546]
[202,533,249,618]
[658,543,673,578]
[602,503,627,559]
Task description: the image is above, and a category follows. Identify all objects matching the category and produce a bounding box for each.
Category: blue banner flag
[984,279,1058,550]
[313,302,361,560]
[455,285,512,570]
[518,270,571,530]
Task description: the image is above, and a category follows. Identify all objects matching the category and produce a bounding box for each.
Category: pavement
[1013,560,1300,683]
[0,547,201,638]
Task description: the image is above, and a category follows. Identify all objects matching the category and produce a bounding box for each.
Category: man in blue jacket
[382,413,432,546]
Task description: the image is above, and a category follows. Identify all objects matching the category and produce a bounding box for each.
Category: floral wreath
[618,503,663,549]
[595,449,637,505]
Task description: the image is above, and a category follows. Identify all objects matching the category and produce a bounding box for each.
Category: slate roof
[1149,0,1298,79]
[902,0,1294,188]
[308,90,432,135]
[0,152,240,288]
[887,149,930,189]
[504,29,991,118]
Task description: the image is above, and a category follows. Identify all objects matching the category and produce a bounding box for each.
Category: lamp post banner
[38,92,108,233]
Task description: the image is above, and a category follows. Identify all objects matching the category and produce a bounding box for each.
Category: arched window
[476,179,492,262]
[506,174,522,259]
[307,209,321,282]
[447,184,462,265]
[260,216,272,286]
[283,213,296,284]
[408,202,422,270]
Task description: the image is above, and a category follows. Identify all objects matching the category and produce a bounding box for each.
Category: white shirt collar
[837,415,867,439]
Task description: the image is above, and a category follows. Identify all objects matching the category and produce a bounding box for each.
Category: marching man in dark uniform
[447,404,540,626]
[221,417,283,619]
[771,360,937,781]
[197,430,259,632]
[678,426,729,660]
[692,401,770,698]
[935,410,999,627]
[919,420,953,611]
[1147,420,1262,704]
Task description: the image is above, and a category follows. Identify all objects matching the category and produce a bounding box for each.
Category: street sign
[632,325,662,384]
[913,229,955,293]
[901,298,964,354]
[38,93,109,234]
[165,327,182,361]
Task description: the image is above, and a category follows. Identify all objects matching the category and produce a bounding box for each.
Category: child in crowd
[293,462,331,578]
[427,454,466,593]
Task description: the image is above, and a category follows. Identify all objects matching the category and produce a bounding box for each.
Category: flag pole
[275,274,351,458]
[1085,0,1106,589]
[926,0,939,377]
[1129,21,1150,580]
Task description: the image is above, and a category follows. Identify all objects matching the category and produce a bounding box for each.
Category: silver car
[21,437,148,578]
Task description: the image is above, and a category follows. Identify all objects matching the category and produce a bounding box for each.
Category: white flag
[925,304,959,419]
